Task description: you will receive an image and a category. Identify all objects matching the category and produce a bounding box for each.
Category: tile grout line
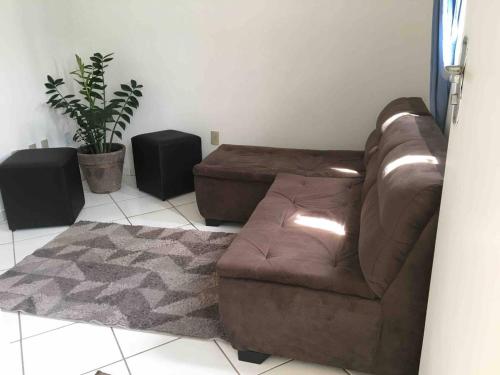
[213,339,240,375]
[108,194,132,225]
[11,323,77,344]
[257,359,295,375]
[11,230,16,265]
[167,199,197,209]
[123,337,182,361]
[123,206,176,220]
[171,205,200,231]
[12,230,68,245]
[118,199,196,222]
[82,199,120,210]
[17,312,25,375]
[78,359,124,375]
[111,328,133,375]
[13,236,25,375]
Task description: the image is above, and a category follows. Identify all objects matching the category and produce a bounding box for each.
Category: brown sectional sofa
[194,98,446,374]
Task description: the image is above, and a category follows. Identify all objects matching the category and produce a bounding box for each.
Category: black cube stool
[132,130,202,200]
[0,148,85,230]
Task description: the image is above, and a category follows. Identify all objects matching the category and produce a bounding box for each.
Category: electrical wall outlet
[41,139,49,148]
[28,143,36,149]
[211,130,220,146]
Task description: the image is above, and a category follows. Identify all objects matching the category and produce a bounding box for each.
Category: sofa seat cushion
[194,145,365,183]
[217,173,376,299]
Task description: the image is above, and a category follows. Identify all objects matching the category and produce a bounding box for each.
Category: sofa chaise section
[194,146,365,224]
[194,97,432,224]
[216,107,446,374]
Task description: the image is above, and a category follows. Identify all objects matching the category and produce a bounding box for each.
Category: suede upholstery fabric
[194,145,365,183]
[374,214,439,375]
[218,278,381,372]
[375,97,432,131]
[358,116,446,297]
[211,97,445,374]
[194,145,364,222]
[217,173,375,299]
[194,176,271,223]
[194,97,430,224]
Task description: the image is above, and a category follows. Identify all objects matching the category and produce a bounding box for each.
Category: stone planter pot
[77,143,125,194]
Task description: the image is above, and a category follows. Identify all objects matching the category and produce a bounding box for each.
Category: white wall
[419,0,500,374]
[62,0,433,171]
[0,0,78,220]
[0,0,433,216]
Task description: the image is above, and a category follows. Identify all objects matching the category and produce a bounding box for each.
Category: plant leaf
[117,121,126,130]
[121,113,131,123]
[128,96,139,108]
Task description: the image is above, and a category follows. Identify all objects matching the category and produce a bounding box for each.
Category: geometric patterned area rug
[0,221,235,339]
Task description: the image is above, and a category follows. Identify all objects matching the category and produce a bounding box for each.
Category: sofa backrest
[362,98,433,198]
[358,99,446,297]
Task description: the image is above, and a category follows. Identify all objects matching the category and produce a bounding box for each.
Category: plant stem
[54,85,99,154]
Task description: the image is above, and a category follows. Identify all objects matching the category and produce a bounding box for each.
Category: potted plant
[44,52,143,193]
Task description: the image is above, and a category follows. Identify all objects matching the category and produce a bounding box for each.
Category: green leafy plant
[44,52,143,154]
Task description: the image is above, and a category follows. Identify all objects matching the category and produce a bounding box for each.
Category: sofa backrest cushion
[375,97,432,131]
[359,114,446,297]
[362,97,433,199]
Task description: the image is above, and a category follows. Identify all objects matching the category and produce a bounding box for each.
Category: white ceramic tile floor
[19,314,74,340]
[112,327,177,358]
[115,195,172,217]
[176,202,242,233]
[84,191,114,208]
[266,360,348,374]
[127,207,189,228]
[112,218,132,226]
[0,242,14,271]
[82,360,130,375]
[0,176,358,375]
[126,337,235,375]
[167,191,196,207]
[215,339,290,375]
[22,323,122,375]
[0,340,23,375]
[77,202,126,223]
[0,311,20,342]
[13,233,62,262]
[12,225,68,242]
[0,221,12,244]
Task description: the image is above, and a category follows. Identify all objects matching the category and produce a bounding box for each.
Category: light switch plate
[211,131,220,146]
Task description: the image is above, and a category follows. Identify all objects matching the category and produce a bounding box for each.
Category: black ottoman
[132,130,202,200]
[0,148,85,230]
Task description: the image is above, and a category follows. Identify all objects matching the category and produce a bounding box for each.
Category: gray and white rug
[0,221,235,339]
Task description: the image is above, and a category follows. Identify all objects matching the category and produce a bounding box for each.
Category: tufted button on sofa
[194,97,446,375]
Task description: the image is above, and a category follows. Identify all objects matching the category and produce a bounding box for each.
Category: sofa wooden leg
[205,218,223,226]
[237,350,270,364]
